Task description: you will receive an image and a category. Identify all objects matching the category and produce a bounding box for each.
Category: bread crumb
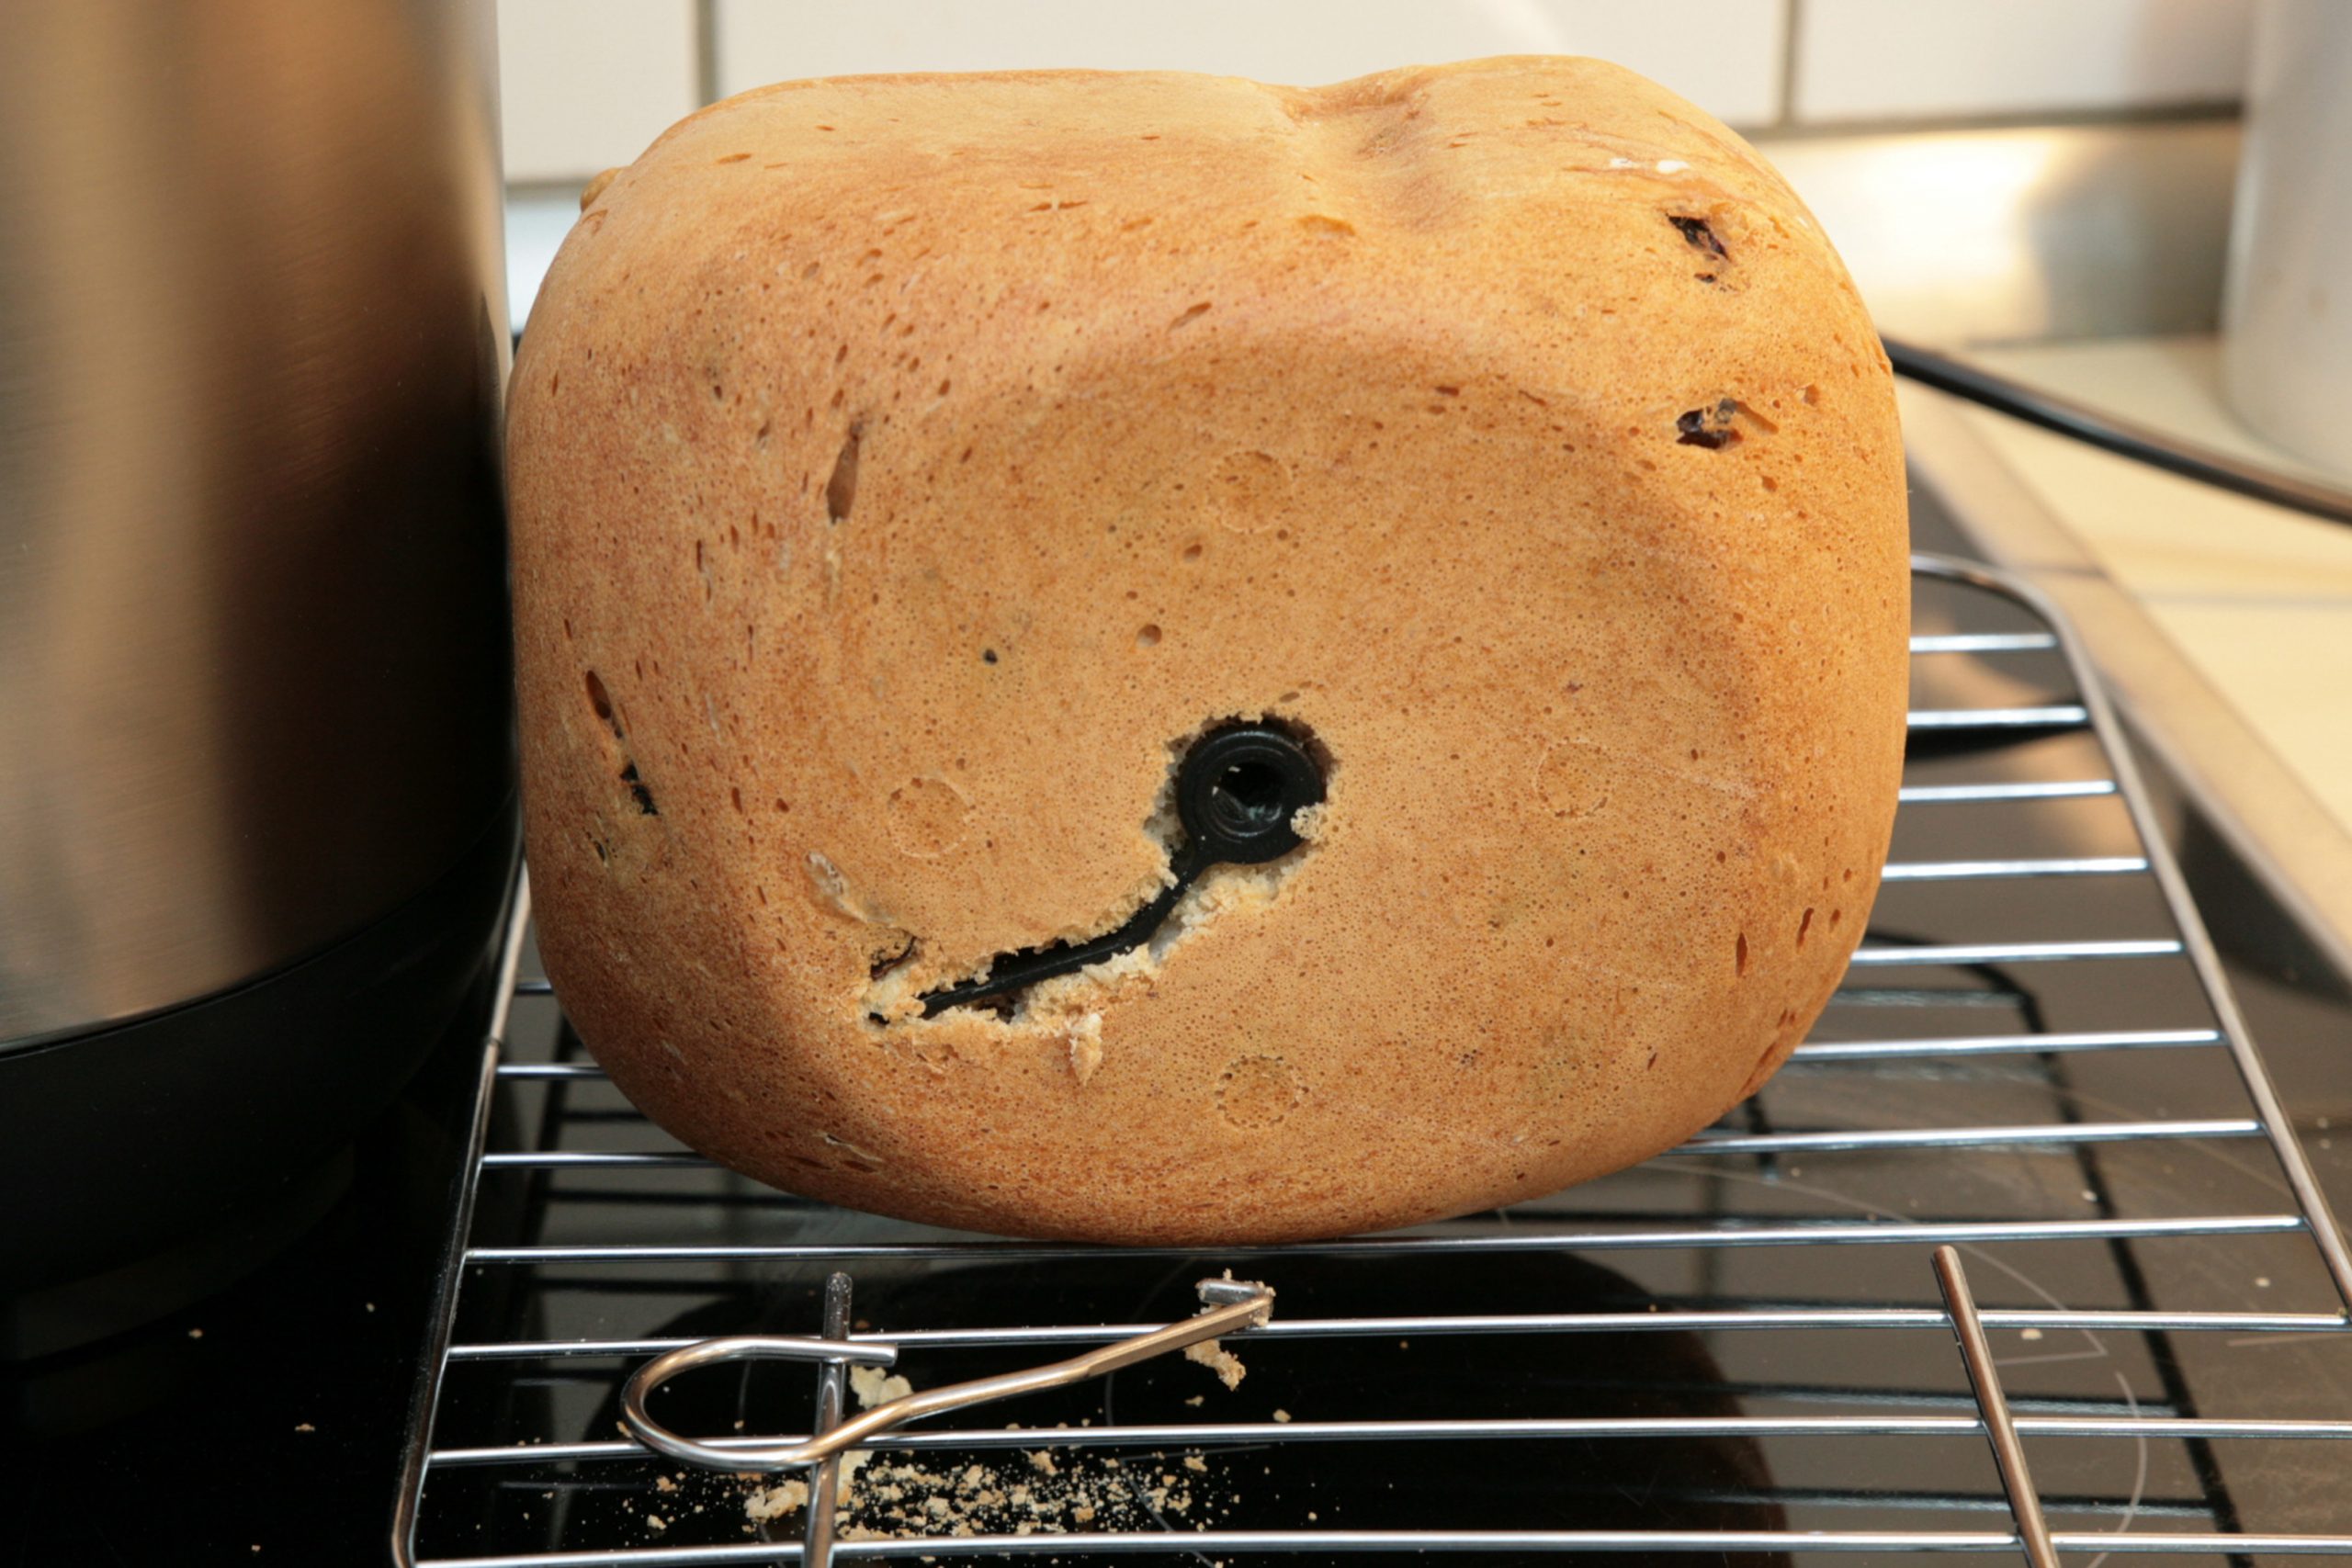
[187,1328,204,1339]
[851,1364,914,1409]
[1183,1338,1246,1390]
[647,1516,667,1532]
[1184,1456,1207,1472]
[654,1475,677,1493]
[1272,1408,1292,1423]
[1065,1012,1104,1085]
[294,1423,314,1434]
[746,1479,809,1520]
[1183,1394,1204,1407]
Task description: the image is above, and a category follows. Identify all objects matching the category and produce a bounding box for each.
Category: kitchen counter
[1957,334,2352,838]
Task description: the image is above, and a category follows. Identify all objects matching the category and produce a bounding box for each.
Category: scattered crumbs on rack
[1272,1408,1292,1423]
[2019,1328,2043,1342]
[743,1445,1228,1540]
[295,1423,315,1433]
[654,1474,677,1493]
[646,1515,667,1532]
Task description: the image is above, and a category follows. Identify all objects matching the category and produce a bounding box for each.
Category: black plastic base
[0,802,519,1359]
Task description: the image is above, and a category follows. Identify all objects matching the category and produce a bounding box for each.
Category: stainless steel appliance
[2225,0,2352,476]
[0,0,517,1351]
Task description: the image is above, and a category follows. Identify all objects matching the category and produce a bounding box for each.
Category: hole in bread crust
[1797,907,1814,949]
[1667,214,1729,259]
[583,671,620,736]
[827,424,863,524]
[1676,401,1742,450]
[1736,932,1750,976]
[619,761,658,817]
[864,716,1328,1026]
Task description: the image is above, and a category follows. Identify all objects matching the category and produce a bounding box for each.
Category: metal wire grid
[394,555,2352,1566]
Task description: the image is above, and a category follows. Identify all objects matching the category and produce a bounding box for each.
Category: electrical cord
[1883,334,2352,526]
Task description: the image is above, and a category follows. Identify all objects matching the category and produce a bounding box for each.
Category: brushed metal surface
[0,0,514,1045]
[2223,0,2352,475]
[1756,118,2242,346]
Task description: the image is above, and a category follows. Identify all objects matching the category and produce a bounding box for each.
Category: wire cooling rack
[394,556,2352,1566]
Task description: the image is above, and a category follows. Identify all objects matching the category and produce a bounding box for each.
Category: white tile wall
[710,0,1789,126]
[496,0,2261,188]
[1792,0,2253,123]
[498,0,699,184]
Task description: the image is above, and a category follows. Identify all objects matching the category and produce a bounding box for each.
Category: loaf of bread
[509,56,1908,1244]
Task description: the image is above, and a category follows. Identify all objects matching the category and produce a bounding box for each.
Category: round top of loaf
[509,56,1909,1244]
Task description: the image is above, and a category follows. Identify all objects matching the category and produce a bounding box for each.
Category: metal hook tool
[619,1276,1277,1472]
[917,720,1324,1015]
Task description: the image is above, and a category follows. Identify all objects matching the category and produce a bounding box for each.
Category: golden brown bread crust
[508,56,1908,1244]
